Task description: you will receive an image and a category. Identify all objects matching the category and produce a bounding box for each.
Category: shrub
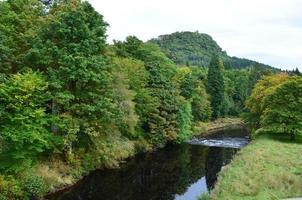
[0,175,23,200]
[22,174,47,199]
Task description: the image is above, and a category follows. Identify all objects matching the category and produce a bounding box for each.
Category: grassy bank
[210,133,302,200]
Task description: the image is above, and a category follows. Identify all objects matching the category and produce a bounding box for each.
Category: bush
[0,176,23,200]
[22,174,47,199]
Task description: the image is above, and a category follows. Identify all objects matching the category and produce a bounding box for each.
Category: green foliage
[176,100,193,143]
[146,63,179,144]
[199,193,210,200]
[191,90,212,122]
[22,174,47,199]
[246,73,302,139]
[113,36,180,146]
[0,0,44,74]
[245,73,289,129]
[0,176,23,200]
[260,77,302,138]
[26,0,119,154]
[247,65,274,95]
[0,0,279,199]
[174,66,211,122]
[150,31,226,67]
[207,56,225,119]
[150,31,273,69]
[81,134,136,171]
[0,173,49,200]
[224,69,249,115]
[0,71,57,172]
[111,57,140,138]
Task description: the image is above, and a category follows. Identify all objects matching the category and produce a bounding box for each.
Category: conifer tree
[207,55,225,119]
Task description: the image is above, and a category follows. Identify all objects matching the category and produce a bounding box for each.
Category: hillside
[149,31,273,69]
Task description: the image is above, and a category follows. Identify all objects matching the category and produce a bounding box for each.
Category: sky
[88,0,302,71]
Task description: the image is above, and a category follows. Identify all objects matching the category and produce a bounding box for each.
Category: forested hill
[149,31,273,69]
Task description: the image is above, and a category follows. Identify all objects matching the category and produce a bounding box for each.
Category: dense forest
[0,0,300,199]
[149,31,275,69]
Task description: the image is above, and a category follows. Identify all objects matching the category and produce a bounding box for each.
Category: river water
[47,127,250,200]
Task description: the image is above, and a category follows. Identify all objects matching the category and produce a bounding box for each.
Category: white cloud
[88,0,302,70]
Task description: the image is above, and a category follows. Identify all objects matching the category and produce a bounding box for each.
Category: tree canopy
[150,31,275,70]
[246,73,302,139]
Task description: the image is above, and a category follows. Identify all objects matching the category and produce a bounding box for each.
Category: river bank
[193,118,245,136]
[209,133,302,200]
[46,121,248,200]
[39,118,244,199]
[0,118,243,199]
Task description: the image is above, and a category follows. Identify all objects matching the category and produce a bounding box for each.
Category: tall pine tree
[207,55,225,119]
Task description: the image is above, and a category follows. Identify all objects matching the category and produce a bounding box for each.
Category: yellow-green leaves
[246,73,302,139]
[0,71,55,173]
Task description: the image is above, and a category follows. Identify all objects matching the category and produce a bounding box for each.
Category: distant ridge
[149,31,274,69]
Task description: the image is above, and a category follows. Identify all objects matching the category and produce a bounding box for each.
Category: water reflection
[205,147,237,190]
[47,128,248,200]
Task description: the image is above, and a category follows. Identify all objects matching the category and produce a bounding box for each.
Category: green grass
[199,193,210,200]
[210,133,302,200]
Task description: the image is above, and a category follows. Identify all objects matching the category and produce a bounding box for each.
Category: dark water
[47,127,249,200]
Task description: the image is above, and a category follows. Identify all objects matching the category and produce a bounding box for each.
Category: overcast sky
[88,0,302,70]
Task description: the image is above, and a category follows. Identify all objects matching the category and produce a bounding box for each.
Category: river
[47,127,249,200]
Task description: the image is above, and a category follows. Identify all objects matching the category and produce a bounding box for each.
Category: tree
[260,77,302,139]
[176,99,192,143]
[292,68,301,76]
[0,0,44,74]
[174,66,211,122]
[0,71,57,172]
[224,69,249,116]
[207,56,225,119]
[173,67,194,99]
[245,73,289,128]
[149,31,273,69]
[191,82,212,122]
[113,36,181,145]
[247,65,273,95]
[110,57,145,139]
[26,0,117,154]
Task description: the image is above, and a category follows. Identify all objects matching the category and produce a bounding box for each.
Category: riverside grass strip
[210,134,302,200]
